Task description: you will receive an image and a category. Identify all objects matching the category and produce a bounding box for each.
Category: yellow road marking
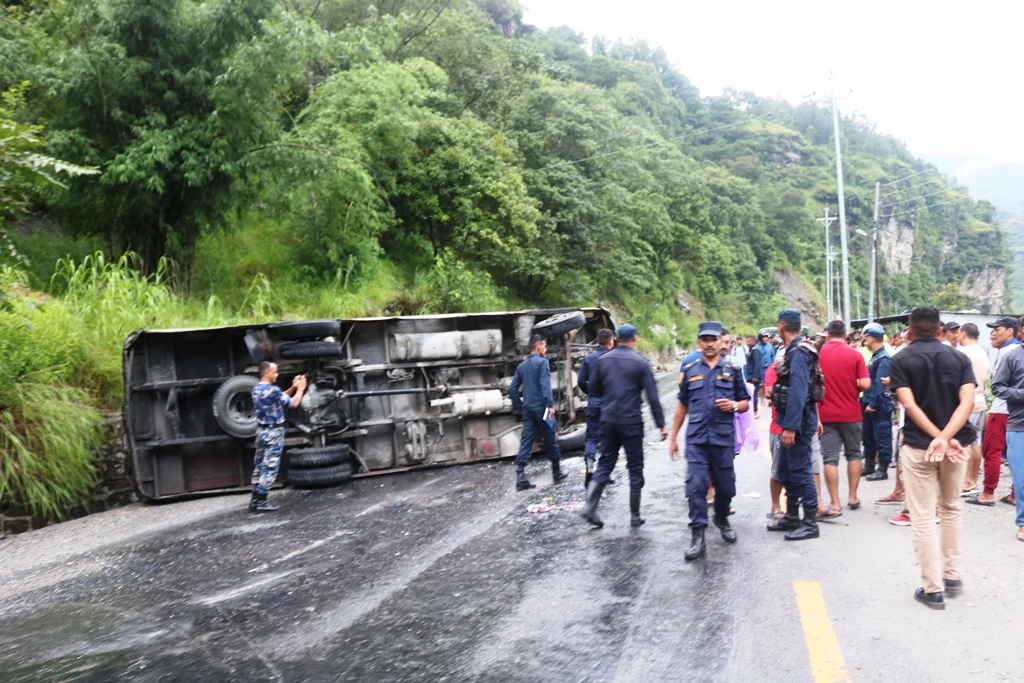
[792,581,851,683]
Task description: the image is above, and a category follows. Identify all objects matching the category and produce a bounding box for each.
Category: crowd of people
[504,305,1023,612]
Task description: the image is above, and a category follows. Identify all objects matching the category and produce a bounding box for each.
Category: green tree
[27,0,277,271]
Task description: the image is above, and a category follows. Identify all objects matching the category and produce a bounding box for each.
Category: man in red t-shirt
[818,320,870,515]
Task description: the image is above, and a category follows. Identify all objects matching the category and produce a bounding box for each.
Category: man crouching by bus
[250,362,306,512]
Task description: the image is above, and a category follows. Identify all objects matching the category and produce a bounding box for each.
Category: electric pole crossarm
[817,207,838,320]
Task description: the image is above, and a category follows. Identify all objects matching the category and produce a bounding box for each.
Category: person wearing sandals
[889,306,976,610]
[818,320,871,517]
[988,314,1024,543]
[957,324,990,498]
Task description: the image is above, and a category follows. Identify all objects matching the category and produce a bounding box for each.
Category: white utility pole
[869,181,880,321]
[830,74,852,328]
[856,290,862,319]
[817,207,837,319]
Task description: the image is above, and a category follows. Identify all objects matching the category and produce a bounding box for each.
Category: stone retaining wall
[0,413,137,536]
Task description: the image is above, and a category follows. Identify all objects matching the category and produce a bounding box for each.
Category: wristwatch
[731,402,738,413]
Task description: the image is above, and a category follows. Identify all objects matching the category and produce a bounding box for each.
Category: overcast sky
[522,0,1024,164]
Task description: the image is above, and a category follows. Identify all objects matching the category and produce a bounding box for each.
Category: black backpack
[771,341,826,414]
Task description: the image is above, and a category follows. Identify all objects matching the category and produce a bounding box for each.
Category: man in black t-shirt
[888,306,976,611]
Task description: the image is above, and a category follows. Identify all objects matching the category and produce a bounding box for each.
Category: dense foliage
[0,0,1011,516]
[3,0,1008,322]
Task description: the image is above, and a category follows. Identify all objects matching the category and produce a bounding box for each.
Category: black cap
[987,316,1019,331]
[945,320,960,330]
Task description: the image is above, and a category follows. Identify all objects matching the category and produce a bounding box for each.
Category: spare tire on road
[269,319,341,340]
[556,423,587,452]
[532,310,586,338]
[287,445,349,469]
[212,375,259,438]
[288,462,353,488]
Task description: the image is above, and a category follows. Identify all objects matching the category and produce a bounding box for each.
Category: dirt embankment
[774,270,823,327]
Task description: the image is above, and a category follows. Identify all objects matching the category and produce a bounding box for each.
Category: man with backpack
[767,308,824,541]
[861,323,895,482]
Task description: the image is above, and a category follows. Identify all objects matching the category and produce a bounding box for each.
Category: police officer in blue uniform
[860,323,894,479]
[509,334,567,491]
[766,308,821,540]
[577,328,614,487]
[580,324,667,528]
[670,321,749,560]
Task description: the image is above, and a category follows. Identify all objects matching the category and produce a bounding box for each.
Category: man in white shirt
[729,335,747,368]
[945,321,961,349]
[957,324,990,496]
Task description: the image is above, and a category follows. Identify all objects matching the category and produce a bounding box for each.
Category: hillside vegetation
[0,0,1010,516]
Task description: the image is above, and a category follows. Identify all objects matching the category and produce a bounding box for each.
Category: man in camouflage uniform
[250,361,306,512]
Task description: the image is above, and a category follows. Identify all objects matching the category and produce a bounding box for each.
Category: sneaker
[914,587,945,610]
[960,488,980,497]
[891,513,941,525]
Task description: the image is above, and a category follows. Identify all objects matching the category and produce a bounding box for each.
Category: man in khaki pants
[888,306,977,610]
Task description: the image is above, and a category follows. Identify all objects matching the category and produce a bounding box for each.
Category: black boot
[785,506,820,541]
[552,460,569,484]
[712,514,737,543]
[767,499,801,531]
[684,527,706,560]
[629,488,645,527]
[516,468,536,491]
[250,491,278,513]
[580,480,606,528]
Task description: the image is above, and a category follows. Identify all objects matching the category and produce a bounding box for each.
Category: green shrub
[0,383,103,520]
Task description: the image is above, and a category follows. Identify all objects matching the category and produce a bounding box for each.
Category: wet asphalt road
[4,374,1024,682]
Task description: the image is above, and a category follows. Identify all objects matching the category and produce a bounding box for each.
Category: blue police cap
[697,321,723,338]
[862,323,885,339]
[617,323,637,341]
[777,308,801,323]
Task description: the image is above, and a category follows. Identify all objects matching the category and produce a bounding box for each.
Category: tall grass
[1,254,243,518]
[0,265,105,518]
[0,384,102,519]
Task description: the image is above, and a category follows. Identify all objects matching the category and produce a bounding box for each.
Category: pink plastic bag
[734,382,760,454]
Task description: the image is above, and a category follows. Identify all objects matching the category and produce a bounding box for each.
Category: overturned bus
[123,308,616,500]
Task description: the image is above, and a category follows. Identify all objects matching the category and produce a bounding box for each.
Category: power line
[524,111,776,175]
[882,188,965,209]
[879,168,931,187]
[880,179,937,200]
[884,197,967,218]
